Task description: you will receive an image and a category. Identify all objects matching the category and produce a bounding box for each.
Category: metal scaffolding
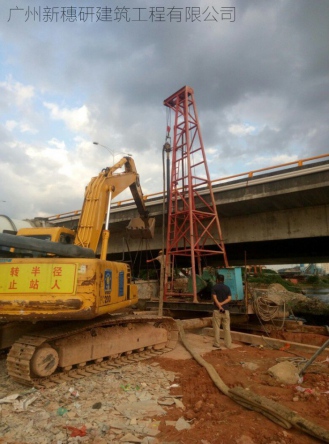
[163,86,228,302]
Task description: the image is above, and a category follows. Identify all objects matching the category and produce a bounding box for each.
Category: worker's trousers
[212,310,232,349]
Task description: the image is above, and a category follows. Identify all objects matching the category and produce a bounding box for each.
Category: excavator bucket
[126,217,155,239]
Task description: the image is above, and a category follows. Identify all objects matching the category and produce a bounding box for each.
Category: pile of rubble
[0,359,189,444]
[253,283,306,305]
[266,283,329,317]
[266,283,307,304]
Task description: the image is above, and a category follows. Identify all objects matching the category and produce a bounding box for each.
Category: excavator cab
[17,227,75,244]
[9,227,76,258]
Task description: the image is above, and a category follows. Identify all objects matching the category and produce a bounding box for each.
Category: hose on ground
[176,320,329,443]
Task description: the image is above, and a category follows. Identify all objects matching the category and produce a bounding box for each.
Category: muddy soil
[155,331,329,444]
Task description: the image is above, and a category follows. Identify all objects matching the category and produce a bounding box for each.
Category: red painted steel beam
[163,86,228,303]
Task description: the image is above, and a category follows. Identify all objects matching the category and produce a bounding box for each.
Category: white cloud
[5,119,37,134]
[48,138,66,150]
[0,77,34,106]
[249,154,299,167]
[5,120,17,131]
[229,123,256,136]
[19,123,37,134]
[205,147,218,155]
[43,102,90,132]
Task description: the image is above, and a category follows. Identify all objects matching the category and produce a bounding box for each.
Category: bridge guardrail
[48,153,329,222]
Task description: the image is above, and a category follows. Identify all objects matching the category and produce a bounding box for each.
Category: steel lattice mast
[163,86,228,303]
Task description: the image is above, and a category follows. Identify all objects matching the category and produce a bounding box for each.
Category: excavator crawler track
[6,315,178,387]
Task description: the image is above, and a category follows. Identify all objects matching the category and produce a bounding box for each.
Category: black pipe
[0,233,95,258]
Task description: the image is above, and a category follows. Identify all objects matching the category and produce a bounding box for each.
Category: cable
[254,296,280,321]
[249,288,271,335]
[250,288,290,335]
[275,356,308,366]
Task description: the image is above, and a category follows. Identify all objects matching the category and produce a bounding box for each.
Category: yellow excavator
[0,157,178,386]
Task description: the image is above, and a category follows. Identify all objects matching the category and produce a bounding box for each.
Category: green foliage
[322,275,329,284]
[304,274,329,287]
[305,275,321,285]
[247,272,301,293]
[262,268,278,275]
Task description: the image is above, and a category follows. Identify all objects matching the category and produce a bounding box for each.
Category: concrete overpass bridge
[48,154,329,267]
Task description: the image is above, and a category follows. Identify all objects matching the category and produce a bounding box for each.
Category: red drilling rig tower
[163,86,228,303]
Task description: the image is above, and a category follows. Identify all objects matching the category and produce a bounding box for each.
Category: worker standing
[146,250,170,275]
[211,274,233,350]
[146,250,172,290]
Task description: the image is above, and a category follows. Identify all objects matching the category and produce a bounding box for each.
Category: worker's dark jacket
[212,283,231,311]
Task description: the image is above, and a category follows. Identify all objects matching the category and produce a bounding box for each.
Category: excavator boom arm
[74,157,149,252]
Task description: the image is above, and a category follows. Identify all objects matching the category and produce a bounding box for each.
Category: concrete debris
[268,361,300,384]
[0,360,178,443]
[120,432,143,442]
[165,420,177,427]
[0,393,20,403]
[173,398,185,410]
[157,398,175,405]
[13,393,40,411]
[175,416,191,431]
[115,400,166,418]
[154,416,190,431]
[241,362,259,371]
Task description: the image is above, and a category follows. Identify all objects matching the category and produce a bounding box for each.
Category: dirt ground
[0,330,328,444]
[154,331,329,444]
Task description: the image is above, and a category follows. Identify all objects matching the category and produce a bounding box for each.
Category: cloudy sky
[1,0,328,221]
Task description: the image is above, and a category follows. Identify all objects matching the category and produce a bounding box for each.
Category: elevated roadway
[49,155,329,266]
